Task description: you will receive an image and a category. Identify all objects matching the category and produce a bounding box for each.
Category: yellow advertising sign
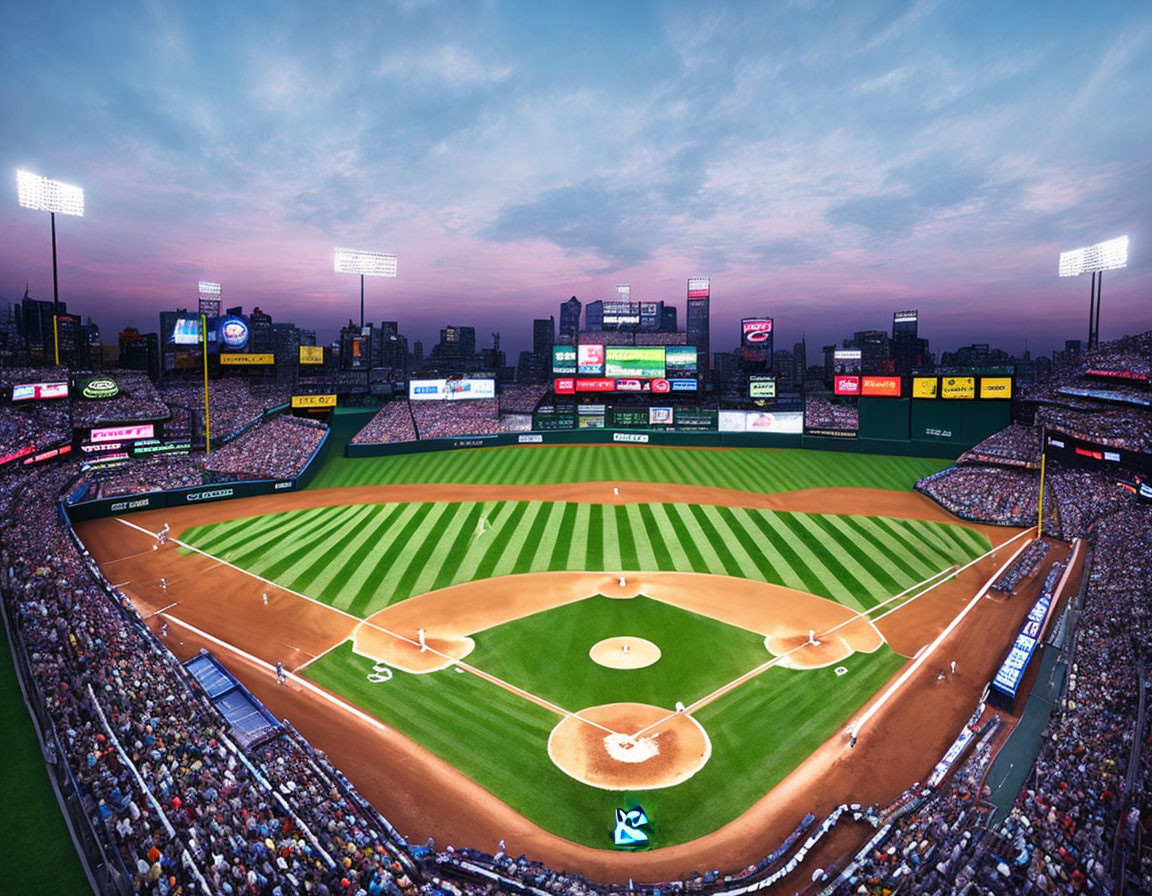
[941,376,975,399]
[980,377,1013,399]
[912,377,938,399]
[291,394,337,408]
[220,353,275,365]
[299,345,324,365]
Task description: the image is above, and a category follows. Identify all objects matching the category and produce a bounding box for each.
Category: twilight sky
[2,0,1150,361]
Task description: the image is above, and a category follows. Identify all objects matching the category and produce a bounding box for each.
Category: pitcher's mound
[589,637,661,669]
[548,702,711,790]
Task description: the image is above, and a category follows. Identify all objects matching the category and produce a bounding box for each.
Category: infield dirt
[74,484,1066,886]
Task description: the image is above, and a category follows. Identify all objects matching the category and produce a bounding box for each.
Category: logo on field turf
[366,662,393,684]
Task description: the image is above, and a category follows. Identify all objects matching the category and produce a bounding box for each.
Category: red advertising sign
[651,378,671,393]
[553,378,575,394]
[615,379,644,392]
[576,378,616,393]
[89,424,156,443]
[834,376,861,395]
[861,375,901,397]
[577,343,604,375]
[741,319,773,345]
[0,446,35,466]
[687,277,710,298]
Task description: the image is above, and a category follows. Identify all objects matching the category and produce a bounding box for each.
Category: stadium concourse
[0,331,1149,895]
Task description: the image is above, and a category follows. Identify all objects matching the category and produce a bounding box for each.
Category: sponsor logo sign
[615,378,644,392]
[941,376,975,399]
[553,377,576,394]
[0,446,36,466]
[518,434,543,444]
[576,378,615,392]
[980,377,1013,399]
[833,376,860,395]
[90,424,155,443]
[110,497,153,512]
[12,382,69,401]
[577,343,604,375]
[604,346,665,379]
[649,407,674,425]
[408,378,496,400]
[912,377,938,399]
[718,410,747,433]
[669,378,697,392]
[741,318,773,345]
[132,441,192,456]
[1104,451,1120,462]
[613,432,650,443]
[664,345,697,373]
[186,488,235,502]
[299,345,324,364]
[220,352,275,365]
[861,375,901,397]
[291,394,337,408]
[687,278,710,298]
[275,481,294,489]
[749,376,776,399]
[651,378,670,393]
[81,378,119,399]
[219,315,249,348]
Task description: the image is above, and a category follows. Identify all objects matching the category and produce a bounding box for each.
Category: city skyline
[2,0,1150,359]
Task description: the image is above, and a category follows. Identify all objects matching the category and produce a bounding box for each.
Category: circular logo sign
[652,378,671,393]
[82,378,119,399]
[220,315,249,348]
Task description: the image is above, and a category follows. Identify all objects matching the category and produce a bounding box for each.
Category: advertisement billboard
[749,375,777,399]
[76,376,120,399]
[605,347,665,378]
[299,345,324,365]
[552,346,577,375]
[669,378,698,392]
[941,376,976,399]
[218,315,249,349]
[833,349,861,375]
[861,375,901,397]
[833,376,861,396]
[912,377,939,399]
[741,318,773,346]
[747,411,803,433]
[718,410,747,432]
[11,382,69,402]
[980,377,1013,399]
[602,301,640,326]
[575,378,615,393]
[577,343,605,376]
[665,345,697,374]
[687,278,710,298]
[90,424,156,443]
[408,378,496,401]
[220,353,275,365]
[291,394,337,408]
[168,317,202,345]
[649,407,674,426]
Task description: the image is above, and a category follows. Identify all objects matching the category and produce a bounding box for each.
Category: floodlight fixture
[198,280,222,296]
[334,248,397,328]
[16,170,86,352]
[1058,235,1129,348]
[17,169,85,217]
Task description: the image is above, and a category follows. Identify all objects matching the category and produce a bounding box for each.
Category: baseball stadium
[3,334,1151,896]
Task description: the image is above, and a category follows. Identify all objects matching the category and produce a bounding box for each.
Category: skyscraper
[686,278,710,372]
[559,297,581,342]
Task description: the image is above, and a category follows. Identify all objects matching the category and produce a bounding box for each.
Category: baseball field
[75,440,1035,878]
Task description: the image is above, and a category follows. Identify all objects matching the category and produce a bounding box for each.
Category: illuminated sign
[893,311,918,323]
[741,319,773,345]
[669,378,697,392]
[220,353,275,365]
[12,382,69,402]
[553,377,576,394]
[833,349,862,360]
[605,346,665,378]
[834,376,860,395]
[578,344,605,375]
[912,377,938,399]
[81,378,120,399]
[649,407,674,425]
[980,377,1013,399]
[170,318,202,345]
[90,424,155,443]
[219,315,249,348]
[941,376,976,399]
[749,376,777,398]
[299,345,324,365]
[291,394,337,408]
[576,378,615,393]
[665,345,697,373]
[861,375,901,397]
[408,378,496,401]
[552,346,577,374]
[687,277,710,298]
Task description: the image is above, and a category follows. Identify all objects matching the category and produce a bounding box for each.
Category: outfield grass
[308,443,950,492]
[305,640,906,847]
[181,502,989,617]
[466,594,772,710]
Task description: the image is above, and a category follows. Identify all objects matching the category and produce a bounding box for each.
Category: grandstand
[0,329,1149,894]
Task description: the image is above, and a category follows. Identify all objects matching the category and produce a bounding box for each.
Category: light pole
[197,282,222,455]
[17,170,85,365]
[334,247,397,329]
[1059,236,1129,348]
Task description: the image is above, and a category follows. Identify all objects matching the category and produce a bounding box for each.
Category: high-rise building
[661,306,677,332]
[584,301,604,332]
[249,307,274,353]
[892,310,918,339]
[533,317,555,356]
[686,297,710,372]
[853,330,891,373]
[559,297,581,342]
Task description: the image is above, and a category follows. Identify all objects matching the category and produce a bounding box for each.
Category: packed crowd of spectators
[203,416,326,481]
[958,424,1041,469]
[71,372,171,428]
[1035,404,1152,454]
[1048,468,1136,540]
[497,385,547,414]
[916,465,1059,529]
[411,400,501,439]
[0,400,72,456]
[79,455,206,500]
[159,381,293,443]
[1082,332,1152,379]
[350,402,418,444]
[991,539,1050,593]
[804,396,859,432]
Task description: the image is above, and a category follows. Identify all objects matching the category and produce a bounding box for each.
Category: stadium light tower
[17,170,85,364]
[334,248,397,328]
[1059,235,1128,348]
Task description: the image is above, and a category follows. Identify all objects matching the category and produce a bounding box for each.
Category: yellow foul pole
[53,315,60,365]
[1037,447,1046,538]
[201,313,211,456]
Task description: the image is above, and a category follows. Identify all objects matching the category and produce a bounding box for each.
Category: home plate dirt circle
[548,702,712,790]
[589,636,661,670]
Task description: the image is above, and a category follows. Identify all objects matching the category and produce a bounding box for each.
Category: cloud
[377,45,513,89]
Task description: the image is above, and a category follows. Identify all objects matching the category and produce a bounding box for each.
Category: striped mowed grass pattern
[308,444,951,492]
[182,501,989,617]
